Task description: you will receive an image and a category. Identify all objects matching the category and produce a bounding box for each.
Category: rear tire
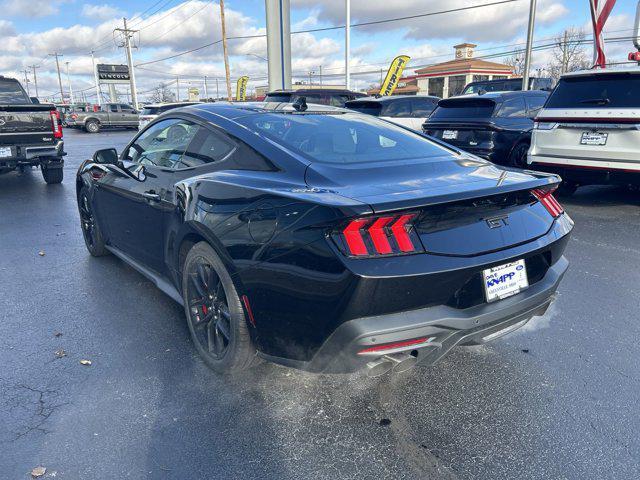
[557,180,579,197]
[42,166,63,184]
[78,186,109,257]
[182,242,258,374]
[85,120,100,133]
[508,142,530,169]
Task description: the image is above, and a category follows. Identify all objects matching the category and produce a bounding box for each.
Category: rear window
[141,107,161,115]
[0,79,31,104]
[236,112,448,164]
[346,101,382,116]
[265,93,292,103]
[430,99,496,120]
[546,73,640,108]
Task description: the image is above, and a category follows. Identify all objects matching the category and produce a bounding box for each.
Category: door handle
[142,191,161,201]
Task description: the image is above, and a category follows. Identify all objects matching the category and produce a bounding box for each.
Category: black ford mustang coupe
[76,102,572,376]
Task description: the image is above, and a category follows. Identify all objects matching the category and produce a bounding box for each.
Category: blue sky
[1,0,637,101]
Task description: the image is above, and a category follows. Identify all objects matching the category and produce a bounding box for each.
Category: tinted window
[125,118,199,168]
[177,129,235,168]
[346,101,382,116]
[237,112,449,164]
[265,93,292,102]
[546,73,640,108]
[382,100,412,117]
[497,97,527,117]
[0,79,30,104]
[108,104,119,113]
[430,99,496,119]
[411,99,437,117]
[141,107,160,115]
[526,96,547,115]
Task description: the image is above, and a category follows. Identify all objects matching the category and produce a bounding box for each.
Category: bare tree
[505,54,526,76]
[546,27,590,80]
[149,83,176,103]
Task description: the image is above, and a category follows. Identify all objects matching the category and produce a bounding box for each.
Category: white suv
[528,68,640,195]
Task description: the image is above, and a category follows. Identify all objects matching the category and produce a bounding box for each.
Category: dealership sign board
[379,55,410,96]
[96,64,131,84]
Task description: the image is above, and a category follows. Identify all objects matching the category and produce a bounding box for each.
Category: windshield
[462,80,521,95]
[264,93,292,103]
[546,73,640,108]
[430,99,496,120]
[237,112,449,164]
[0,79,31,105]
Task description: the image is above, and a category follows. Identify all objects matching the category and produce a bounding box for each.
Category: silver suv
[528,68,640,195]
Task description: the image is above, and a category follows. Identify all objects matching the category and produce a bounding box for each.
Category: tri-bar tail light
[333,212,424,258]
[531,187,563,218]
[50,110,63,139]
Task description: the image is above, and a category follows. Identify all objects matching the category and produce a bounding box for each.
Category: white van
[528,68,640,195]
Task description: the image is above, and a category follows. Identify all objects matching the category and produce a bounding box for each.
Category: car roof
[185,101,348,120]
[266,89,361,95]
[445,90,548,102]
[347,95,440,103]
[144,101,201,108]
[560,67,640,78]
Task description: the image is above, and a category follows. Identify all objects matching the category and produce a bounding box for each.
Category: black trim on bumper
[260,256,568,373]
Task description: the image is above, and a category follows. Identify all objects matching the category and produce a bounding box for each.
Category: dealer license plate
[0,146,11,158]
[483,260,529,303]
[442,130,458,140]
[580,132,608,146]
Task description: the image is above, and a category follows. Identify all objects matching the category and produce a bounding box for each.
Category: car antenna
[292,96,307,112]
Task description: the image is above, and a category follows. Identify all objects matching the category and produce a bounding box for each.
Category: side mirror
[93,148,119,165]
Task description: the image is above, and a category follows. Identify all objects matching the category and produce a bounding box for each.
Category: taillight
[334,212,423,257]
[532,188,563,218]
[358,337,434,355]
[50,110,63,139]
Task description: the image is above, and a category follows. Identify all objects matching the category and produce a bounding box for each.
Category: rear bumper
[0,140,65,169]
[262,253,568,374]
[529,154,640,185]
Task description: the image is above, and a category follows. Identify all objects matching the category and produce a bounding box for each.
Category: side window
[498,97,527,118]
[411,99,436,117]
[177,128,235,169]
[382,100,412,117]
[124,118,199,169]
[526,96,547,117]
[109,104,119,113]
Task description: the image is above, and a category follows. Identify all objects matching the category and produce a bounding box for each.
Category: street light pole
[522,0,537,91]
[65,61,75,105]
[345,0,351,89]
[219,0,233,101]
[204,75,208,99]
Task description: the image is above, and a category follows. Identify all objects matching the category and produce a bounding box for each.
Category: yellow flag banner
[379,55,410,96]
[236,76,249,101]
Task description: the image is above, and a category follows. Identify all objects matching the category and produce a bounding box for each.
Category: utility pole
[176,76,180,101]
[30,65,39,98]
[561,30,569,74]
[90,51,101,106]
[345,0,351,89]
[64,62,75,105]
[219,0,233,101]
[21,70,30,96]
[216,77,219,99]
[522,0,537,91]
[115,18,139,109]
[319,65,322,86]
[49,53,65,103]
[204,75,208,99]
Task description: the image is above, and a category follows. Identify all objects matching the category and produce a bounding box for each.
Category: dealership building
[370,43,514,98]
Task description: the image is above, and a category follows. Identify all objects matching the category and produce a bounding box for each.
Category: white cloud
[0,20,15,36]
[81,4,124,21]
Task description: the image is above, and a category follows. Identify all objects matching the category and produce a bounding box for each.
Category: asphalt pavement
[1,128,639,479]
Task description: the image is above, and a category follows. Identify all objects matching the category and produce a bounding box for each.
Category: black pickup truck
[0,76,65,184]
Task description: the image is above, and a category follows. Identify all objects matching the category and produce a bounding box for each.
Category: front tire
[182,242,257,374]
[78,186,109,256]
[42,166,63,184]
[85,120,100,133]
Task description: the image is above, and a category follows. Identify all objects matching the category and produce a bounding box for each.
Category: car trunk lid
[0,104,59,146]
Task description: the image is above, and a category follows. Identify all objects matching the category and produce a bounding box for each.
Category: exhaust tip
[391,354,418,373]
[366,357,393,377]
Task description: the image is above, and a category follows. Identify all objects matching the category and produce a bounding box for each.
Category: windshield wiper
[579,98,610,105]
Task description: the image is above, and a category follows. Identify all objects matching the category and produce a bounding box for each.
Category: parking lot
[1,128,639,479]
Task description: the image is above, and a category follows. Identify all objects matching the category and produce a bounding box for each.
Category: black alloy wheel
[509,142,530,169]
[182,242,257,373]
[78,187,109,256]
